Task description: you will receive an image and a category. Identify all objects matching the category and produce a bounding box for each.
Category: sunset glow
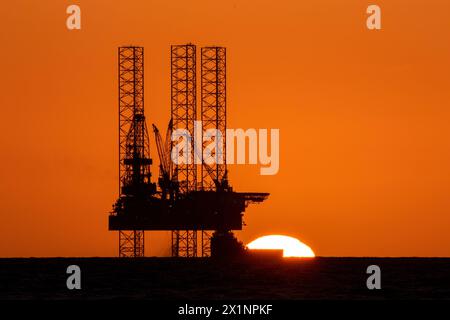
[247,235,315,258]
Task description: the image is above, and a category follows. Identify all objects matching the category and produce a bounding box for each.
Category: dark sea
[0,257,449,300]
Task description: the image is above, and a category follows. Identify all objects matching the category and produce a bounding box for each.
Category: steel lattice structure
[198,47,226,255]
[119,230,145,257]
[170,44,200,257]
[171,230,198,257]
[171,44,197,193]
[118,46,149,257]
[201,47,227,191]
[201,231,212,257]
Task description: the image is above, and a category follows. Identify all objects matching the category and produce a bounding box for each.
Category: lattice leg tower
[171,230,180,257]
[201,231,212,257]
[201,47,227,191]
[119,230,145,257]
[172,230,198,257]
[170,44,199,257]
[170,44,197,193]
[117,46,150,258]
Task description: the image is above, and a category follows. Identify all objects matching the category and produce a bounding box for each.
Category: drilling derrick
[170,44,200,257]
[116,46,155,257]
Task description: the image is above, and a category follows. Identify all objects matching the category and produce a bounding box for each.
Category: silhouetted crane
[152,120,179,201]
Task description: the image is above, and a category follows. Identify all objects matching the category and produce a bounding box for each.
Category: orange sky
[1,0,449,257]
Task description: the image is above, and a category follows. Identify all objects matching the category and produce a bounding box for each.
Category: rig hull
[109,191,268,231]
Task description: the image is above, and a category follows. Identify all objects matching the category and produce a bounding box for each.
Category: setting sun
[247,235,315,258]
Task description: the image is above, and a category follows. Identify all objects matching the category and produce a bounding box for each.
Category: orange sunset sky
[1,0,449,257]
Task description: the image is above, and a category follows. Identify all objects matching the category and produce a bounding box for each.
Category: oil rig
[109,44,269,258]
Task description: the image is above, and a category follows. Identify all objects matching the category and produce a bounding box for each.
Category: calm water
[0,257,449,299]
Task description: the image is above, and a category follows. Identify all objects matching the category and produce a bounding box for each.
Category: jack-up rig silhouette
[109,44,269,258]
